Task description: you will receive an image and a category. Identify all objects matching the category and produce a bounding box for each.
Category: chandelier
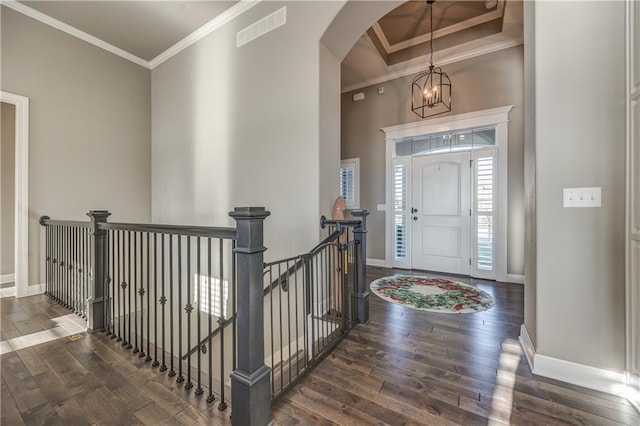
[411,0,452,118]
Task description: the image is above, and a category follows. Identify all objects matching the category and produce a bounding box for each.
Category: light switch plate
[563,187,602,208]
[377,204,386,211]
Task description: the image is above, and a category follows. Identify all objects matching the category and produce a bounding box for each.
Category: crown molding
[1,0,151,68]
[342,33,523,94]
[149,0,261,69]
[1,0,262,70]
[373,0,506,54]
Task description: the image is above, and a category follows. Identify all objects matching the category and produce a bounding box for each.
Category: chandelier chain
[429,1,434,67]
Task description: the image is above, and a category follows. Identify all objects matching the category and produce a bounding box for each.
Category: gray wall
[341,45,525,275]
[1,7,151,286]
[1,102,15,277]
[319,43,341,229]
[151,1,345,261]
[523,0,537,345]
[533,1,626,370]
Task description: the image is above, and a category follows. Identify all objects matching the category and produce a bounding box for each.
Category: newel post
[351,209,370,324]
[86,210,111,333]
[229,207,271,426]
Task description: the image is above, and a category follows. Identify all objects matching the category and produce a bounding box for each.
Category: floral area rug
[369,275,494,314]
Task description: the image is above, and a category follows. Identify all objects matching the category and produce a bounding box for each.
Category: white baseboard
[0,274,15,284]
[519,324,535,369]
[519,324,628,397]
[0,286,15,298]
[507,274,525,284]
[534,355,627,396]
[366,258,387,267]
[16,283,45,298]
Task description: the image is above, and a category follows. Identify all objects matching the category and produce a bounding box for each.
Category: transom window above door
[395,127,495,157]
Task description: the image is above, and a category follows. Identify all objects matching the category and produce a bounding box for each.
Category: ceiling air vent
[237,6,286,48]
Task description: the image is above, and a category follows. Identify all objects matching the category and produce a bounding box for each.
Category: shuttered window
[195,274,228,318]
[339,158,360,209]
[476,154,495,271]
[394,163,408,261]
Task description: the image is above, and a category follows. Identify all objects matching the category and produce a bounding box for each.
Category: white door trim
[1,91,30,298]
[382,105,513,282]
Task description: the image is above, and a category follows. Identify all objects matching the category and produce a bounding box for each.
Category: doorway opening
[1,91,30,298]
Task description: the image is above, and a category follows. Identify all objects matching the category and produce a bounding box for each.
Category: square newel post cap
[228,207,271,220]
[86,210,111,222]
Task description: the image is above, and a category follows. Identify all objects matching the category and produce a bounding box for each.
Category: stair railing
[262,210,369,401]
[40,207,368,426]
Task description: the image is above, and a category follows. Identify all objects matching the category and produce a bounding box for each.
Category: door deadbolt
[411,208,418,213]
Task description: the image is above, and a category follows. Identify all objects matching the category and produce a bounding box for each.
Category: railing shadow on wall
[39,207,369,426]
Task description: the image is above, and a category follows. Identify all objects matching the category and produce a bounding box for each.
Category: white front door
[411,152,471,275]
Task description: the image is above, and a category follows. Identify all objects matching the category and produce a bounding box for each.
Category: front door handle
[413,216,418,221]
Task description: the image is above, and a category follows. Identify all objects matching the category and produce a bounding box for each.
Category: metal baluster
[102,228,108,332]
[231,239,237,373]
[269,264,275,395]
[46,224,50,297]
[77,226,81,316]
[325,248,329,349]
[45,224,49,296]
[126,231,133,349]
[62,226,67,308]
[206,237,215,403]
[55,225,62,304]
[60,226,64,306]
[106,230,112,335]
[218,238,227,411]
[195,237,203,395]
[159,234,167,371]
[302,255,308,379]
[137,232,145,358]
[133,232,140,354]
[152,233,159,366]
[68,226,71,310]
[294,255,301,379]
[81,227,85,318]
[57,226,62,303]
[168,235,176,377]
[117,230,123,342]
[278,261,284,393]
[146,232,152,362]
[83,226,87,316]
[286,259,292,386]
[71,227,75,314]
[185,235,193,390]
[176,236,184,383]
[67,226,70,308]
[111,230,117,339]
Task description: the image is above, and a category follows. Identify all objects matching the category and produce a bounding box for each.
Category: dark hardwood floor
[271,267,640,425]
[2,269,639,425]
[1,287,232,425]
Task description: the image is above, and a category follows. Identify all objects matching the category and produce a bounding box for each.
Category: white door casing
[411,152,471,275]
[0,91,29,298]
[383,106,513,282]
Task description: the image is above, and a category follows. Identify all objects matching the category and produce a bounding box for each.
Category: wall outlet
[563,187,601,208]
